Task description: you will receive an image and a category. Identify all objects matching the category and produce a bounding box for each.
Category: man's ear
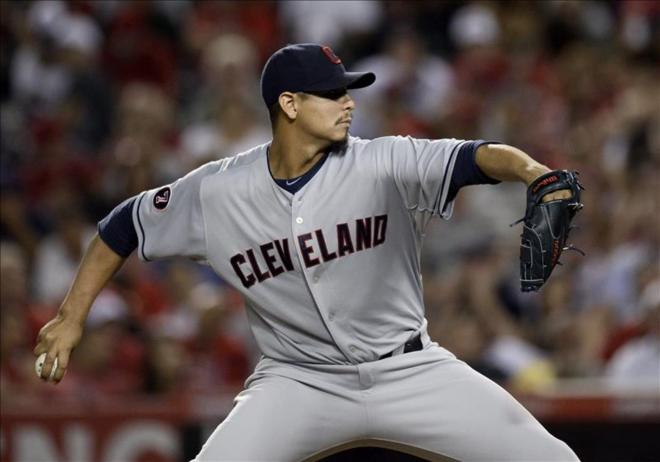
[279,92,297,120]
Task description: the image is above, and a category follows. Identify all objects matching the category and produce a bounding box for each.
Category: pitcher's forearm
[476,144,550,185]
[58,234,126,325]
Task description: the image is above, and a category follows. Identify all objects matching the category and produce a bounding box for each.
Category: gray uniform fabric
[195,345,576,461]
[133,135,578,461]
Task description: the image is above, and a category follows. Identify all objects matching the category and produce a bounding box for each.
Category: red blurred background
[1,1,658,461]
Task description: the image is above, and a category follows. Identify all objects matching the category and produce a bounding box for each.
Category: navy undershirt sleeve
[446,140,501,202]
[97,197,138,258]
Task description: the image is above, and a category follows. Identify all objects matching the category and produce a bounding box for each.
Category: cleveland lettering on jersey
[231,214,388,288]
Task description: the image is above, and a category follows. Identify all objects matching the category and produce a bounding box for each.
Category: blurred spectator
[10,3,110,152]
[181,92,270,165]
[10,1,72,115]
[352,28,454,138]
[0,190,39,264]
[463,253,558,392]
[56,12,113,153]
[143,266,251,394]
[186,283,251,390]
[449,2,500,50]
[279,1,382,46]
[180,34,270,164]
[144,331,190,395]
[102,2,178,95]
[182,1,280,63]
[184,33,263,124]
[63,289,145,398]
[605,279,660,389]
[32,206,96,304]
[101,82,181,201]
[0,242,39,399]
[0,242,29,313]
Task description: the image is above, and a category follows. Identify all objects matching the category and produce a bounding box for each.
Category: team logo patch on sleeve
[153,186,171,210]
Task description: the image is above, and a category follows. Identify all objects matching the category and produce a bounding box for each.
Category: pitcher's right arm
[34,234,126,382]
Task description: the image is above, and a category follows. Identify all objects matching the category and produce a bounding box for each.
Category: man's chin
[333,129,350,143]
[318,129,349,150]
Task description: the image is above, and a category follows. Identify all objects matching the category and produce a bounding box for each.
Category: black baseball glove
[513,170,585,292]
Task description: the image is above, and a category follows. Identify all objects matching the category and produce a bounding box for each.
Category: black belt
[379,333,423,359]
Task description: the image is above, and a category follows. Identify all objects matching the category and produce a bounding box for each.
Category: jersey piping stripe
[433,141,462,214]
[439,141,463,215]
[135,193,150,262]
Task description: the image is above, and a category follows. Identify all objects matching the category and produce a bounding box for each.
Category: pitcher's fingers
[40,353,57,381]
[33,343,46,356]
[52,350,70,383]
[542,189,571,202]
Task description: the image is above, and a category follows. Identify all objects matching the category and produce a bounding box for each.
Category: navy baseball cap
[261,43,376,108]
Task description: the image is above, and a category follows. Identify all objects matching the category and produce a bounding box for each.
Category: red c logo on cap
[321,46,342,64]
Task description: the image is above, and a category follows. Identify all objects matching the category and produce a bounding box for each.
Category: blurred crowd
[1,1,658,402]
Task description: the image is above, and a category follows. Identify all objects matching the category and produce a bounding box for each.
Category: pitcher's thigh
[194,376,360,462]
[373,358,578,462]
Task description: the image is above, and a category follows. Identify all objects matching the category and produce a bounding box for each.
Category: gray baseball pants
[194,341,578,461]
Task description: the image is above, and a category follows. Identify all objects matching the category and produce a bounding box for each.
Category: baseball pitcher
[34,44,582,461]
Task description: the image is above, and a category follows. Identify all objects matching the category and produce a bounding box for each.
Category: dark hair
[268,102,281,128]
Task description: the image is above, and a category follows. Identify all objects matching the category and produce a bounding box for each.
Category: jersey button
[313,276,319,282]
[349,346,356,352]
[296,217,303,224]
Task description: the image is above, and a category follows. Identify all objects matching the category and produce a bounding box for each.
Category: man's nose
[342,93,355,110]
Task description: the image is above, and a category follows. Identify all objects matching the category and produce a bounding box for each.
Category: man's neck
[268,128,331,180]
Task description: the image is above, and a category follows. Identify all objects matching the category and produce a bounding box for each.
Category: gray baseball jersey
[134,135,458,364]
[132,135,578,461]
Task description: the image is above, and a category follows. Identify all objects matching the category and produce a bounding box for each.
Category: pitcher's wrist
[523,164,550,186]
